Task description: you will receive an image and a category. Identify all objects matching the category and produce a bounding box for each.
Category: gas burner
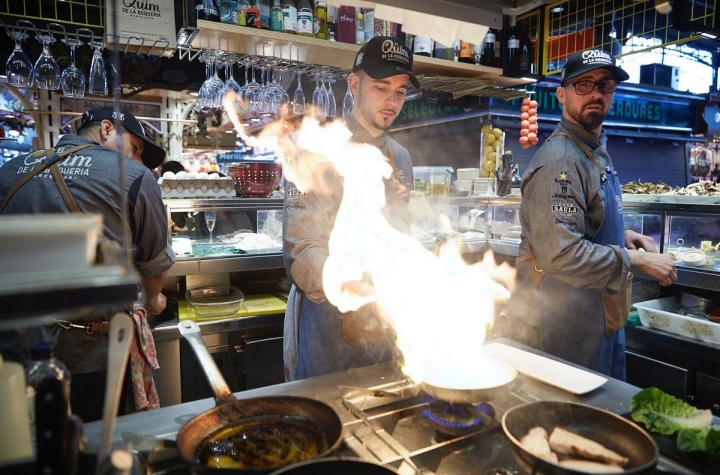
[421,394,496,438]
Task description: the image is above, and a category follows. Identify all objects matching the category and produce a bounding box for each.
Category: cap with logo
[352,36,420,88]
[78,107,166,169]
[561,49,630,84]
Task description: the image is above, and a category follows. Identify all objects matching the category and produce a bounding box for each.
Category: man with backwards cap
[283,36,419,380]
[506,49,676,379]
[0,106,175,421]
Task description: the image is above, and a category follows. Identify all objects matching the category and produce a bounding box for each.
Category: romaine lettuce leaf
[630,387,713,435]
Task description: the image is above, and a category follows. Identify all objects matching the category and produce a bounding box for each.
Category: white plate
[482,342,608,395]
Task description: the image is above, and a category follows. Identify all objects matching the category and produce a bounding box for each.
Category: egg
[163,172,176,179]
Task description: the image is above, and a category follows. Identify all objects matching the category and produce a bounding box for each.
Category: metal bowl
[503,401,658,475]
[229,162,283,198]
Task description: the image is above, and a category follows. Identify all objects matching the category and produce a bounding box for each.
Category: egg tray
[159,177,236,199]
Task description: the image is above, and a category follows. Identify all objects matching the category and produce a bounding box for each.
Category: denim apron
[535,133,627,380]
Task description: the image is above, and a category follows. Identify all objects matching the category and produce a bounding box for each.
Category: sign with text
[106,0,177,50]
[490,86,700,131]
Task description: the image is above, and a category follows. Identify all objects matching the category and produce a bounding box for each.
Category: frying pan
[176,321,343,474]
[269,457,400,474]
[420,360,518,404]
[502,401,658,475]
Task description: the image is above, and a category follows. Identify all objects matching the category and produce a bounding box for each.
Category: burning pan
[502,401,658,475]
[420,359,518,404]
[176,321,343,474]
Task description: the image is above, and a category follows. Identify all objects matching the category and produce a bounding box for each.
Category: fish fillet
[559,459,624,473]
[520,427,558,463]
[549,427,629,466]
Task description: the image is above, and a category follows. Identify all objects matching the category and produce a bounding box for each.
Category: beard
[567,102,608,131]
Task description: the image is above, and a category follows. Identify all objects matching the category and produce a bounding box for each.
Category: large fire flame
[224,93,516,390]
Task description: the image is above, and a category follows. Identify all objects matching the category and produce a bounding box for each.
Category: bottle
[282,0,297,34]
[506,19,520,74]
[327,5,338,39]
[494,32,502,68]
[328,30,336,42]
[433,42,446,60]
[0,354,33,464]
[313,1,328,39]
[518,22,531,73]
[363,8,374,43]
[197,0,220,22]
[413,36,434,57]
[448,39,459,61]
[25,342,72,456]
[270,0,282,31]
[473,43,482,65]
[219,0,238,25]
[458,41,474,63]
[258,0,270,29]
[297,0,313,37]
[355,11,364,45]
[481,29,497,67]
[237,0,249,26]
[337,6,356,44]
[246,0,261,28]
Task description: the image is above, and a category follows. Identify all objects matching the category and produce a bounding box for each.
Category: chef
[506,49,677,380]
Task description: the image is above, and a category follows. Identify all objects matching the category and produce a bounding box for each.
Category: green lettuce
[630,387,713,436]
[677,426,720,453]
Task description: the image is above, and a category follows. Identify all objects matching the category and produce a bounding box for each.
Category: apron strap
[552,131,606,180]
[0,143,93,214]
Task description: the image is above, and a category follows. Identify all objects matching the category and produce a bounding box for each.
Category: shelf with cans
[193,2,535,95]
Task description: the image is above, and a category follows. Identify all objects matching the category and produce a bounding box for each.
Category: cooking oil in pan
[195,416,328,469]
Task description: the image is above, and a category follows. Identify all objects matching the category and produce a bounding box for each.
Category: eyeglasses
[564,79,618,95]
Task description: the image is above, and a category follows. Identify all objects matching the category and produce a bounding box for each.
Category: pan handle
[178,321,236,405]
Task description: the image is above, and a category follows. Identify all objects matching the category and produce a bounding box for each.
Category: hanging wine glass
[326,76,337,119]
[88,40,108,95]
[243,59,262,113]
[61,37,85,98]
[6,30,34,87]
[34,34,61,90]
[222,53,241,95]
[342,75,354,117]
[311,74,325,118]
[197,51,224,109]
[292,67,306,115]
[276,66,291,114]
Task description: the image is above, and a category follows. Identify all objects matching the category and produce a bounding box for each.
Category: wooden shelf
[193,20,534,90]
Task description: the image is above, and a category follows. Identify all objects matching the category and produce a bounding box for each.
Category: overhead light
[551,7,564,13]
[699,32,717,39]
[654,0,672,14]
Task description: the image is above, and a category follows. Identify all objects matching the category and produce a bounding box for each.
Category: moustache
[584,101,605,109]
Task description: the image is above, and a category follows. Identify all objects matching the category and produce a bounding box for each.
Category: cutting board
[179,294,287,322]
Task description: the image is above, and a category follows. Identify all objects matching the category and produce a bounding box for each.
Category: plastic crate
[634,296,720,345]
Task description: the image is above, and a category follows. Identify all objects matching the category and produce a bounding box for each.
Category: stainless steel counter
[83,339,703,474]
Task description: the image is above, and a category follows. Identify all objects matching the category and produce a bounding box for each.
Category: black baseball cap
[353,36,420,88]
[79,107,166,169]
[561,49,630,84]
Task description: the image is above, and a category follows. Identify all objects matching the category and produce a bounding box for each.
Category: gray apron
[535,133,628,380]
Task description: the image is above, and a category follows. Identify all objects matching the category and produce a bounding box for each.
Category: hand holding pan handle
[178,320,235,404]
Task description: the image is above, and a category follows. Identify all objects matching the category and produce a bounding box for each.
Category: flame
[223,101,516,390]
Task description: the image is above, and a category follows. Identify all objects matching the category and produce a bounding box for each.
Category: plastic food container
[634,296,720,344]
[413,166,453,197]
[186,286,245,318]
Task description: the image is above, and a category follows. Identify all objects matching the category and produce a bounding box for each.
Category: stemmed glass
[197,51,224,108]
[342,75,354,117]
[311,74,325,118]
[61,38,85,98]
[222,53,241,96]
[243,59,262,113]
[205,211,217,243]
[88,40,108,95]
[292,68,306,115]
[326,77,337,119]
[6,30,34,87]
[34,34,61,90]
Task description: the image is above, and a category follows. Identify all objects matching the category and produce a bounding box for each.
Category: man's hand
[144,293,167,315]
[625,229,657,252]
[628,250,677,286]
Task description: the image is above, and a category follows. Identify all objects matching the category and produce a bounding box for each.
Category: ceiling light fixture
[551,7,564,13]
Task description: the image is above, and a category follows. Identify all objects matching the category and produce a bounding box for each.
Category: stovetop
[127,377,701,475]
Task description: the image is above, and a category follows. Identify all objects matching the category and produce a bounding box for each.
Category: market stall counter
[83,339,706,475]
